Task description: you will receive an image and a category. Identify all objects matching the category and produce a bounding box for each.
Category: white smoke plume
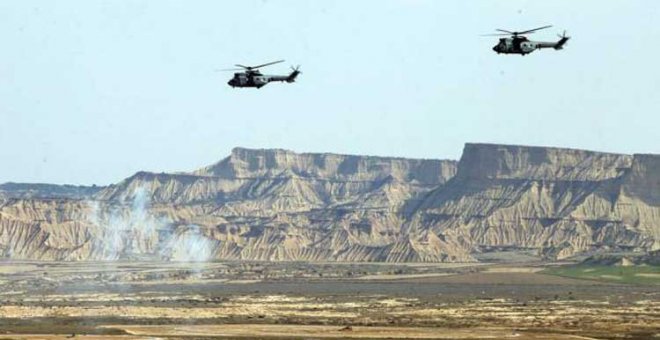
[161,224,215,262]
[86,186,216,262]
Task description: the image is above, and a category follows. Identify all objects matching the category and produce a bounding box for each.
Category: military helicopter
[223,60,301,88]
[485,25,570,55]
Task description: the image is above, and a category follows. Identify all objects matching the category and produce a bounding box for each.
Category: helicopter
[485,25,570,55]
[223,60,301,88]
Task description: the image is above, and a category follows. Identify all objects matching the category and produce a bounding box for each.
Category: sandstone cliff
[0,144,657,262]
[408,144,659,260]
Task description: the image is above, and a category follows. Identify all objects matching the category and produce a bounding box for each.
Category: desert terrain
[2,0,660,337]
[3,144,660,264]
[1,145,659,339]
[0,260,658,339]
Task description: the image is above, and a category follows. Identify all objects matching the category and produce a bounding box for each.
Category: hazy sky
[1,0,659,185]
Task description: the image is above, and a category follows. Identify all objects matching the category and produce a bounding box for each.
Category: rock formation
[408,144,659,260]
[0,144,658,262]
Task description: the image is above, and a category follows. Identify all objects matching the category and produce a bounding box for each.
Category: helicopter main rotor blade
[250,59,285,69]
[518,25,552,34]
[233,60,285,70]
[494,25,552,36]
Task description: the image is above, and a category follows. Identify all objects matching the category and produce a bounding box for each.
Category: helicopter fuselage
[228,71,298,88]
[224,60,300,88]
[492,35,569,55]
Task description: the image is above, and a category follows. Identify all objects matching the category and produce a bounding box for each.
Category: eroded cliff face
[454,143,632,181]
[196,147,457,183]
[0,144,657,262]
[1,148,460,262]
[409,144,659,260]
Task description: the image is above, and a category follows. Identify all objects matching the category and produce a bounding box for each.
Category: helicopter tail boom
[536,31,569,50]
[536,38,570,50]
[269,66,301,83]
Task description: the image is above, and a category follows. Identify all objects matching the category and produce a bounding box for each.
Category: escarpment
[0,144,658,262]
[409,143,658,260]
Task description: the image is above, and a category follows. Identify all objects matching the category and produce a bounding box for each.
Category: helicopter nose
[492,46,499,52]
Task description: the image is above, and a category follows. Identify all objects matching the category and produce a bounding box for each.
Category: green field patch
[543,265,660,285]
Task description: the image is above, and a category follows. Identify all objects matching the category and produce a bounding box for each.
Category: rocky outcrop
[1,148,460,262]
[0,144,657,262]
[408,144,658,260]
[622,154,660,206]
[195,147,456,184]
[454,143,632,181]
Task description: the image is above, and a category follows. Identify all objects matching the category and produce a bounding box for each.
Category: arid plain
[0,260,658,339]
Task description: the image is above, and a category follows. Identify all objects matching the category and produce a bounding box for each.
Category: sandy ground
[483,267,544,273]
[637,273,660,278]
[100,324,604,339]
[0,327,624,340]
[0,261,658,339]
[0,264,38,274]
[357,272,454,280]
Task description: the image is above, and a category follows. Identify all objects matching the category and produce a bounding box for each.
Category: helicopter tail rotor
[287,65,302,83]
[555,30,570,50]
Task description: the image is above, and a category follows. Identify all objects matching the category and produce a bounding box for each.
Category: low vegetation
[543,264,660,285]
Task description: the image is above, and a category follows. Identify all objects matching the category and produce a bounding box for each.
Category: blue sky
[1,0,659,185]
